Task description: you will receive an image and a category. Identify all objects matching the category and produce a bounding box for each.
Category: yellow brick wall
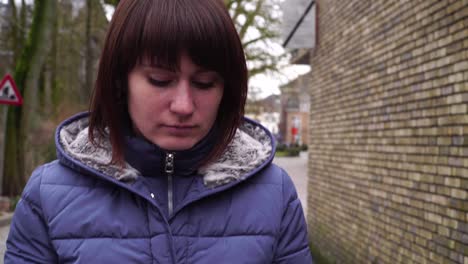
[307,1,468,263]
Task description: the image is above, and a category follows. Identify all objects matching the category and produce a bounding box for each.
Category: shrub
[287,147,300,156]
[276,143,287,152]
[275,144,301,157]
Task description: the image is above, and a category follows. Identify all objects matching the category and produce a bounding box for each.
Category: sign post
[0,74,22,196]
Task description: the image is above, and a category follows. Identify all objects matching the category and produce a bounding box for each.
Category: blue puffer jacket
[5,113,313,263]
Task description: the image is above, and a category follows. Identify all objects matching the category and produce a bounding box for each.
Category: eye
[192,81,215,89]
[147,78,172,87]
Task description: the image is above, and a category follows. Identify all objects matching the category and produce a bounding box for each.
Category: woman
[5,0,312,263]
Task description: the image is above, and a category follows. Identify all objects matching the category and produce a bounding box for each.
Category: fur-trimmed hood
[56,112,275,188]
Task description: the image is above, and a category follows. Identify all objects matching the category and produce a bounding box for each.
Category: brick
[448,126,464,136]
[452,136,467,146]
[448,157,464,166]
[454,61,468,71]
[438,226,450,237]
[443,217,459,229]
[426,212,443,224]
[452,167,468,177]
[454,83,468,93]
[451,189,467,199]
[450,104,467,114]
[444,177,461,187]
[437,137,452,145]
[437,166,452,175]
[449,251,463,263]
[462,179,468,189]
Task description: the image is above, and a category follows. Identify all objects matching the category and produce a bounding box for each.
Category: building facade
[306,1,468,263]
[280,74,311,145]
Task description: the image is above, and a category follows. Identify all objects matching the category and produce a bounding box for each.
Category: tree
[103,0,120,6]
[226,0,285,79]
[3,0,57,196]
[84,0,94,101]
[6,0,29,63]
[44,0,107,110]
[1,0,109,196]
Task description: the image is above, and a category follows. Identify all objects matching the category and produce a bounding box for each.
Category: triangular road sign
[0,74,23,106]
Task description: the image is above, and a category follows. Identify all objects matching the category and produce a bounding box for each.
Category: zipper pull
[165,152,175,216]
[165,153,174,174]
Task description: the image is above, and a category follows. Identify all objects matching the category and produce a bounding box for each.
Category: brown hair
[89,0,247,166]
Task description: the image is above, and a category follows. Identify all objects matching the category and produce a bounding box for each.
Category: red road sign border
[0,74,23,106]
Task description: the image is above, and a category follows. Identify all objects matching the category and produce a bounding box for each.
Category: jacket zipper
[165,152,175,216]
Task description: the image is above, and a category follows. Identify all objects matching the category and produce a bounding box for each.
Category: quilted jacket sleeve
[4,166,58,263]
[273,168,313,264]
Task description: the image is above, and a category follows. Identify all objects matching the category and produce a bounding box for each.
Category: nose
[169,80,195,116]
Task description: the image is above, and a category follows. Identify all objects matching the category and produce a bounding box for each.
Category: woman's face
[127,53,224,151]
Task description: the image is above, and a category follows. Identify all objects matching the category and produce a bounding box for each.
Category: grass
[274,150,301,157]
[274,151,292,157]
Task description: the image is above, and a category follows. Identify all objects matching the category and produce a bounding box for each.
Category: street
[0,225,8,263]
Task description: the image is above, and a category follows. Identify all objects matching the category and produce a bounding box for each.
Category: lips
[161,124,197,136]
[164,125,196,129]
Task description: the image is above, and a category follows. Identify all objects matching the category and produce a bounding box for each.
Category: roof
[281,0,317,49]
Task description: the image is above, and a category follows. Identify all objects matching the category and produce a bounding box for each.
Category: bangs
[118,0,235,75]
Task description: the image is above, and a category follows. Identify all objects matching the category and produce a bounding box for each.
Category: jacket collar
[56,112,275,188]
[123,123,217,177]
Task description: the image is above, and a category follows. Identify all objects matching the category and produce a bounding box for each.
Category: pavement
[0,153,309,261]
[273,151,309,216]
[0,225,9,263]
[0,213,12,264]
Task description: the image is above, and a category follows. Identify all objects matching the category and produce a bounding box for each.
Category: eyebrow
[140,64,218,75]
[140,63,174,72]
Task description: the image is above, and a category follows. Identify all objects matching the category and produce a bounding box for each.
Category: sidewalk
[273,151,309,215]
[0,213,13,263]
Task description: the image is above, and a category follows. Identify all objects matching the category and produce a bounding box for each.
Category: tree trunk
[50,3,60,109]
[84,0,94,101]
[3,0,57,196]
